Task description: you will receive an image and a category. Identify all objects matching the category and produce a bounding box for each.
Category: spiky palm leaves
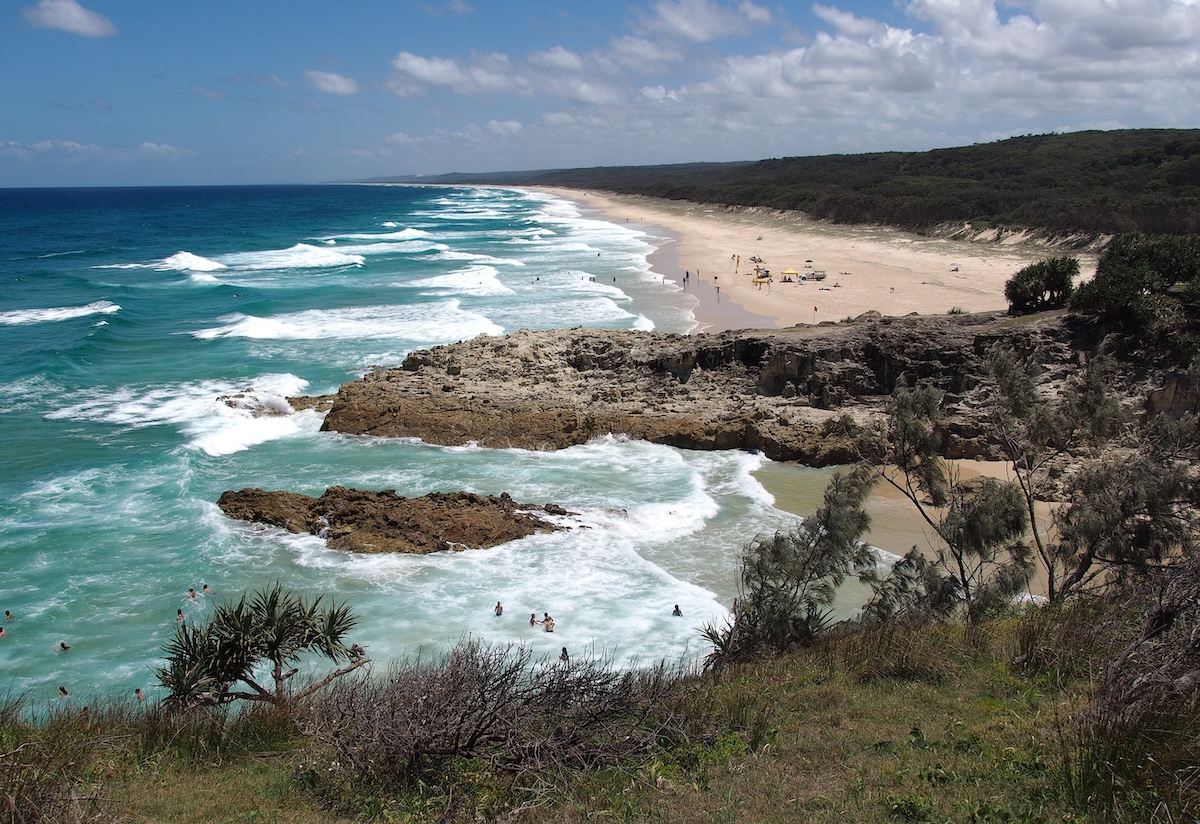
[156,582,363,708]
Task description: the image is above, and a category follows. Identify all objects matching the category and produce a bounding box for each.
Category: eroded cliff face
[316,311,1096,466]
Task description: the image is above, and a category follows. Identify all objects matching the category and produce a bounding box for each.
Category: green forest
[382,128,1200,237]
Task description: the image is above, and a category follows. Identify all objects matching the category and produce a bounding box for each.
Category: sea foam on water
[0,184,835,700]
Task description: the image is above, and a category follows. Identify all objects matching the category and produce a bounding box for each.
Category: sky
[3,0,1199,187]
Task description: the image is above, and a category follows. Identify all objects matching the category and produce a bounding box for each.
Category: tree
[156,582,368,708]
[1004,256,1079,313]
[702,465,877,669]
[984,348,1123,602]
[859,387,1034,623]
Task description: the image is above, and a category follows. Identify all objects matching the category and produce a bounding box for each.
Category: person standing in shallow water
[530,612,539,627]
[559,647,569,663]
[543,613,555,632]
[494,601,503,616]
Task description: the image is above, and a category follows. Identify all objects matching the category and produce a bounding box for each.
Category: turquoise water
[0,184,812,704]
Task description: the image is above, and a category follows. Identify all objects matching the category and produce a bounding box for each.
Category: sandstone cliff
[317,311,1109,465]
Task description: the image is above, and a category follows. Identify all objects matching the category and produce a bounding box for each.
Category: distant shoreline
[541,187,1068,331]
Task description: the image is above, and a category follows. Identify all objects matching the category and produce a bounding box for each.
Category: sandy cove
[550,187,1088,333]
[537,186,1069,594]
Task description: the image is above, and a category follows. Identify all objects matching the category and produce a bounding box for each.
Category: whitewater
[0,184,823,703]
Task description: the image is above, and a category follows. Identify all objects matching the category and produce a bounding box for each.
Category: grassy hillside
[376,129,1200,237]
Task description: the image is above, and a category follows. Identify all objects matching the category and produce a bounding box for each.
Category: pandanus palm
[156,582,366,708]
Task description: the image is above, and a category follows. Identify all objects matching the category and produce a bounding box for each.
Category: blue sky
[3,0,1199,187]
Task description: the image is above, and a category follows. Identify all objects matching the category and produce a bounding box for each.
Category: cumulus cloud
[304,70,361,96]
[390,51,519,95]
[641,0,771,42]
[0,138,192,163]
[487,119,523,136]
[21,0,116,37]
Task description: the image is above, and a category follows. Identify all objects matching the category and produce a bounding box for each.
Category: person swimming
[135,688,144,701]
[58,641,70,652]
[543,613,555,633]
[59,685,69,698]
[530,613,539,626]
[672,604,683,617]
[494,601,503,616]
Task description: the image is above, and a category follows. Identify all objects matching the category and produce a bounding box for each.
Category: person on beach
[672,604,682,617]
[559,647,569,663]
[494,601,503,616]
[543,613,555,632]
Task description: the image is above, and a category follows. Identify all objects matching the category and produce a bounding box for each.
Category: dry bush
[0,699,118,823]
[297,637,701,807]
[1065,558,1200,820]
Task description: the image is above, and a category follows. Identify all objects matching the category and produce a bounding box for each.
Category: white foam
[193,300,504,342]
[407,265,516,297]
[43,373,318,456]
[218,243,364,270]
[156,251,226,272]
[0,300,120,326]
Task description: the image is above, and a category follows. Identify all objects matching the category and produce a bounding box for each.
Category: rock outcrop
[217,486,569,554]
[317,311,1109,465]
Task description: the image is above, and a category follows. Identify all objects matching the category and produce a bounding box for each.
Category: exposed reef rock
[317,311,1117,465]
[217,486,569,554]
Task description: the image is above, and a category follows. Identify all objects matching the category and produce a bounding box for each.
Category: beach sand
[555,187,1078,332]
[551,186,1061,596]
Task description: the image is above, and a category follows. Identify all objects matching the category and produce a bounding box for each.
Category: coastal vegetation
[388,129,1200,238]
[6,145,1200,821]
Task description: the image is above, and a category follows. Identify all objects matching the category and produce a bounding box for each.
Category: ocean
[0,184,835,704]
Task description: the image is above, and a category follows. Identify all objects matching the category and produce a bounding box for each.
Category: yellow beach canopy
[781,268,798,275]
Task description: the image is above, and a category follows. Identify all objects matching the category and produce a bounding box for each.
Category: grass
[3,600,1194,823]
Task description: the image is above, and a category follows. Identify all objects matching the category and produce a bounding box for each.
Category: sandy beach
[554,187,1077,333]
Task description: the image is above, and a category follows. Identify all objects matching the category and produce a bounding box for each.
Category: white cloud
[390,51,519,95]
[529,46,585,72]
[304,70,361,96]
[487,119,523,136]
[21,0,116,37]
[642,0,770,42]
[0,139,192,163]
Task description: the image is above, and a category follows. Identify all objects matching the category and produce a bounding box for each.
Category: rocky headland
[216,486,570,554]
[315,310,1155,466]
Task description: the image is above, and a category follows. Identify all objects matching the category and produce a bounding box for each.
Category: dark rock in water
[216,486,569,554]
